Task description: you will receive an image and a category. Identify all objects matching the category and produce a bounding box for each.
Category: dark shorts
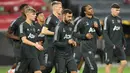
[13,46,21,63]
[38,51,45,66]
[105,46,126,64]
[73,46,82,64]
[15,58,40,73]
[55,56,77,73]
[44,45,55,67]
[13,42,21,58]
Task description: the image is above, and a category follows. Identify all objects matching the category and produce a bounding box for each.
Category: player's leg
[74,46,83,72]
[67,56,77,73]
[113,47,127,73]
[83,51,98,73]
[41,46,55,73]
[15,58,29,73]
[104,47,113,73]
[29,58,42,73]
[38,51,46,71]
[8,46,21,73]
[55,57,66,73]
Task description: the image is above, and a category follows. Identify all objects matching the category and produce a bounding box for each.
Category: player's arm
[73,20,93,40]
[53,25,69,47]
[21,36,36,46]
[93,19,102,36]
[40,17,54,35]
[103,17,114,47]
[6,20,20,40]
[19,24,43,51]
[41,27,54,35]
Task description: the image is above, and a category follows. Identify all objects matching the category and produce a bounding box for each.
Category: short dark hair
[36,12,43,18]
[19,4,28,10]
[111,3,120,8]
[62,9,72,15]
[51,1,61,6]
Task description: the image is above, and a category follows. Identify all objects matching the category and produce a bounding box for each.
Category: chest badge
[86,22,89,25]
[27,28,29,31]
[69,27,72,31]
[33,28,35,32]
[117,20,121,23]
[112,20,114,24]
[63,28,65,32]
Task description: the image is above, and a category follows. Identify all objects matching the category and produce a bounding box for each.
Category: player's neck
[111,13,116,17]
[53,11,59,18]
[86,14,93,18]
[38,20,44,26]
[26,18,32,25]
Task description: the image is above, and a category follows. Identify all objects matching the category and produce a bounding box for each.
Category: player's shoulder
[74,16,82,22]
[104,15,112,21]
[45,14,53,24]
[93,16,99,20]
[117,16,122,20]
[46,14,55,20]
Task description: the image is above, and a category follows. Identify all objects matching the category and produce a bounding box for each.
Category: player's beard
[65,20,71,24]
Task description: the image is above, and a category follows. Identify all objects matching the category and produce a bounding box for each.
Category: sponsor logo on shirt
[88,27,96,33]
[64,34,71,39]
[113,26,120,31]
[28,33,35,38]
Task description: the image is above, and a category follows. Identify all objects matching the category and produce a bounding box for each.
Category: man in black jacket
[73,4,102,73]
[40,1,62,73]
[103,3,127,73]
[73,5,86,73]
[54,9,77,73]
[6,4,29,72]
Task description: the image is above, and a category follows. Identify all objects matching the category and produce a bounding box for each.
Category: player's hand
[38,41,43,45]
[93,21,98,28]
[86,33,93,39]
[34,43,44,51]
[68,39,77,47]
[68,39,74,44]
[72,41,77,47]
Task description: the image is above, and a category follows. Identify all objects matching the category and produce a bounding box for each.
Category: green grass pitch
[1,66,129,73]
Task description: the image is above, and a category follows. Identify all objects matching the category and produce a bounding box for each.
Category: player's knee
[105,59,112,65]
[120,60,127,66]
[34,70,42,73]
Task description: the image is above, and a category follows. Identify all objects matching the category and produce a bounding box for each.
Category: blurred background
[0,0,130,73]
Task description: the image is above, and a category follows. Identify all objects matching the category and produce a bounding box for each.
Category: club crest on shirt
[69,27,72,31]
[86,22,89,25]
[112,20,114,24]
[56,21,59,24]
[27,28,29,31]
[33,28,35,32]
[117,20,121,23]
[63,28,65,32]
[37,29,40,31]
